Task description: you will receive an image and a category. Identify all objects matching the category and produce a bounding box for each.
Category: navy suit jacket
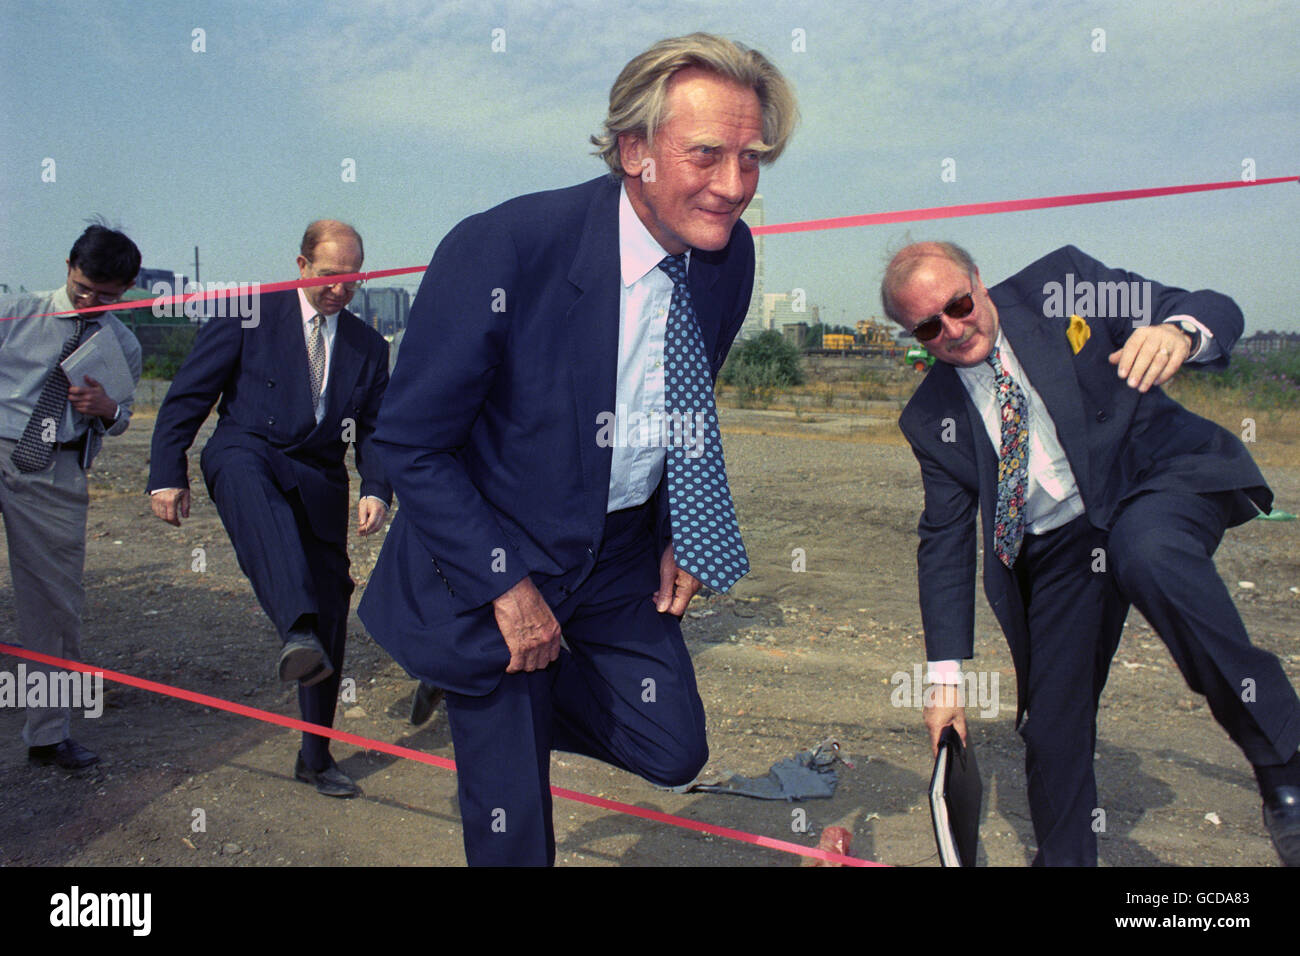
[359,175,754,694]
[147,289,392,546]
[898,246,1271,717]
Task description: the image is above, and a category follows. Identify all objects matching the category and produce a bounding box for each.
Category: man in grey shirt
[0,224,143,769]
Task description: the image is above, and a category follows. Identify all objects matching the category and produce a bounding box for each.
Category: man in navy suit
[886,241,1300,865]
[360,33,797,865]
[148,220,392,798]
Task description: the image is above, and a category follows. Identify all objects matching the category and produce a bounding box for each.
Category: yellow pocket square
[1067,314,1091,354]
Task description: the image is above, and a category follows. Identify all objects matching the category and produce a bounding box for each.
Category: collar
[956,329,1008,386]
[619,181,688,287]
[297,286,340,326]
[51,287,102,324]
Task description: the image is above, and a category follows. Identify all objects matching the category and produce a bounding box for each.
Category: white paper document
[61,329,134,403]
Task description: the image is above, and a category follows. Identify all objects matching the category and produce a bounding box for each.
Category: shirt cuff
[926,660,962,685]
[149,487,185,495]
[1163,314,1219,363]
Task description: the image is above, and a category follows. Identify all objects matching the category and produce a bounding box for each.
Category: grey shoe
[294,753,361,798]
[278,631,333,687]
[28,738,100,770]
[410,682,444,726]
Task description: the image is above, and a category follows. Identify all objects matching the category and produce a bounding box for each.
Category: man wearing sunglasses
[884,241,1300,866]
[0,223,143,769]
[148,220,392,798]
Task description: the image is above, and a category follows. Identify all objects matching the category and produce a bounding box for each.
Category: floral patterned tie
[987,346,1028,567]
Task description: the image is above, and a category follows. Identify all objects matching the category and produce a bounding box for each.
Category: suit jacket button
[266,379,275,388]
[267,416,276,425]
[1095,410,1108,422]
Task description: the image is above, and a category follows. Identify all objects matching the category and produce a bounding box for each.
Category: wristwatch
[1173,319,1201,357]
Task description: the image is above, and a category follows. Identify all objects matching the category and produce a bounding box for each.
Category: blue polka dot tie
[658,254,749,592]
[987,346,1028,567]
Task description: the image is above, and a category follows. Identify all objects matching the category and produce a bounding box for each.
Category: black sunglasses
[912,288,975,342]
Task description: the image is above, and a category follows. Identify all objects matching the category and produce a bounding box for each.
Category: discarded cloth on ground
[682,739,855,801]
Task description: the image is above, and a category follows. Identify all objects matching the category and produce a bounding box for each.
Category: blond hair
[591,33,798,176]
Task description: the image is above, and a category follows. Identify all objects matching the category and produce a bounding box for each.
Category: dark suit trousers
[1017,491,1300,866]
[442,502,709,866]
[1108,492,1300,767]
[203,448,352,770]
[1014,514,1126,866]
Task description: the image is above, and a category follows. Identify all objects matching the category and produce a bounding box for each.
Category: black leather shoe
[294,753,361,798]
[410,682,444,726]
[28,739,100,770]
[1263,786,1300,866]
[278,630,334,687]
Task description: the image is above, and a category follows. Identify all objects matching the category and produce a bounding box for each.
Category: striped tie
[11,319,86,473]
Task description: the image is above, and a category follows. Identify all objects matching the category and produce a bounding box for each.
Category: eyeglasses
[68,278,125,305]
[911,286,975,342]
[304,260,363,291]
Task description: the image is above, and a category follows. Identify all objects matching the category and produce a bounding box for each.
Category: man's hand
[492,576,562,673]
[67,374,118,421]
[922,683,968,757]
[150,488,191,527]
[654,545,702,616]
[1108,323,1193,393]
[357,497,387,535]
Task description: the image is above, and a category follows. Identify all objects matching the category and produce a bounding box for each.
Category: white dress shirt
[926,317,1218,684]
[606,182,686,512]
[150,289,383,510]
[957,330,1085,537]
[297,287,339,426]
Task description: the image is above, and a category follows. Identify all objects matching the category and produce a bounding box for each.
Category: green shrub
[141,326,198,380]
[720,330,805,389]
[1168,346,1300,412]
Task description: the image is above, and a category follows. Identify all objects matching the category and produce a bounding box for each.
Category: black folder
[928,726,981,866]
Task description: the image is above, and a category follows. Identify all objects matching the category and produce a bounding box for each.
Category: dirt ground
[1,377,1298,868]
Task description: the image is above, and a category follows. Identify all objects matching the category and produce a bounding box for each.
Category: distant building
[782,322,809,348]
[136,267,188,293]
[350,286,411,337]
[764,292,818,331]
[739,195,764,340]
[1240,330,1300,354]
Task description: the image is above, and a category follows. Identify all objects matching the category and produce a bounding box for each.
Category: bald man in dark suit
[888,241,1300,866]
[149,220,391,798]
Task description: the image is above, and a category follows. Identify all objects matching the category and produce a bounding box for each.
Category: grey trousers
[0,437,89,747]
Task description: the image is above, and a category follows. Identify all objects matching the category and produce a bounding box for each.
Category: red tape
[7,174,1294,323]
[749,174,1300,236]
[0,642,880,867]
[7,266,428,322]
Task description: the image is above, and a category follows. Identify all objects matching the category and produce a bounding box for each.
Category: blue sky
[2,0,1297,331]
